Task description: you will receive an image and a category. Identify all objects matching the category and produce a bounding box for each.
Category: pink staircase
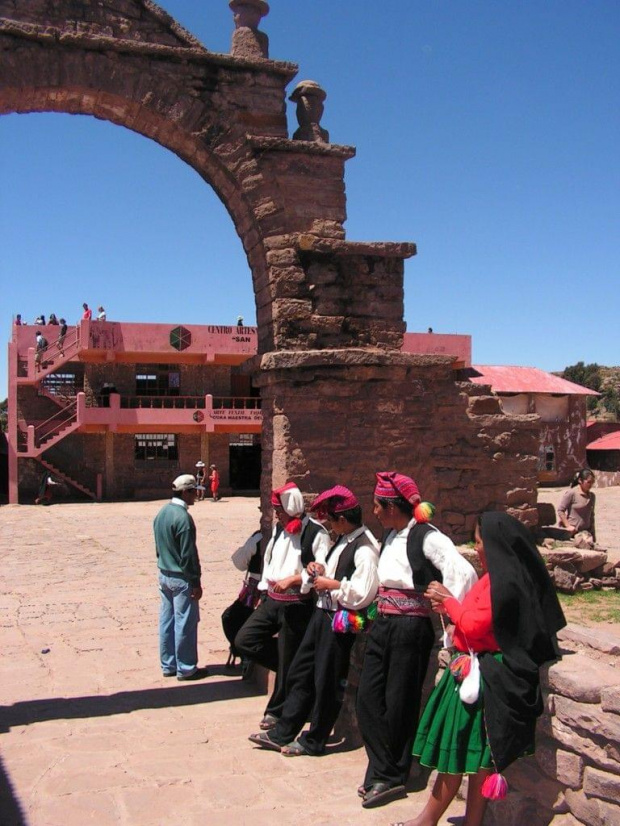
[37,457,97,501]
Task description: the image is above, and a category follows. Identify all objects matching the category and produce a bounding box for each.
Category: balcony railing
[117,395,207,410]
[212,397,262,410]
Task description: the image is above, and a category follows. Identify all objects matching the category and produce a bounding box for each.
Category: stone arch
[1,0,540,533]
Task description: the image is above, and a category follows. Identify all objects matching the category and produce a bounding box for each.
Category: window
[538,445,556,472]
[229,433,260,447]
[135,434,179,463]
[135,364,180,396]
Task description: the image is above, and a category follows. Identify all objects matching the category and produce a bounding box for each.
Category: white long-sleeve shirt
[378,519,477,601]
[259,516,330,591]
[314,526,380,611]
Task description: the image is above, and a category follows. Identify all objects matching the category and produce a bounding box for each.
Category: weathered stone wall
[484,625,620,826]
[253,349,539,543]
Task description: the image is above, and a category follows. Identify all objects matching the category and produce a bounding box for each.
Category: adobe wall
[539,397,588,486]
[484,625,620,826]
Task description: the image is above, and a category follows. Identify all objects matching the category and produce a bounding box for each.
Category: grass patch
[558,590,620,623]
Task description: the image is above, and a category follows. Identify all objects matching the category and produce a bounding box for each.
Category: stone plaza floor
[1,488,619,825]
[0,495,465,826]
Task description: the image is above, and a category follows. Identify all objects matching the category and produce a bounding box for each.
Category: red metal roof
[587,431,620,451]
[470,365,595,395]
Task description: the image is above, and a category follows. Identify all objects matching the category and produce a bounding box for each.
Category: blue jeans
[158,571,200,677]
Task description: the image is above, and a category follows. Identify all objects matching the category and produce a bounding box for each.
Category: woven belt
[267,585,312,603]
[376,586,430,617]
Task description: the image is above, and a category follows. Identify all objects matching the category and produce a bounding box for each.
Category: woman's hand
[425,581,453,614]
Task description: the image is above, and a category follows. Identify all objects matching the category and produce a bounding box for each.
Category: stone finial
[289,80,329,143]
[229,0,270,59]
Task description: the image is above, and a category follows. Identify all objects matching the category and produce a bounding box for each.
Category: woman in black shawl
[394,512,566,826]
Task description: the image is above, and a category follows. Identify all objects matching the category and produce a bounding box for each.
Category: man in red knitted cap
[234,482,330,730]
[249,484,379,756]
[356,471,478,809]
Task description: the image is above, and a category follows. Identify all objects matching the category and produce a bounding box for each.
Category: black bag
[221,598,255,657]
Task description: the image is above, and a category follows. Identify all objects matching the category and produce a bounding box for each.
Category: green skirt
[412,656,496,775]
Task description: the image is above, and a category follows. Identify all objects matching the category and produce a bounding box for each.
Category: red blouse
[443,573,500,653]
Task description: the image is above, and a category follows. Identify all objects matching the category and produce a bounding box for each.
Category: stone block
[536,738,584,789]
[542,715,620,774]
[468,396,503,415]
[554,695,620,744]
[505,756,568,812]
[545,654,619,704]
[558,626,620,656]
[601,685,620,716]
[564,788,620,826]
[583,765,620,805]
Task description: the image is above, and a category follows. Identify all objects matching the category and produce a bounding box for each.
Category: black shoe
[177,666,210,682]
[162,671,177,678]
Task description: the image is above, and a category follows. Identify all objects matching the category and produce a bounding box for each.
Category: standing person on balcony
[209,463,221,501]
[48,313,59,325]
[154,474,209,682]
[82,303,92,320]
[234,482,330,731]
[96,305,107,321]
[57,319,67,357]
[35,330,48,370]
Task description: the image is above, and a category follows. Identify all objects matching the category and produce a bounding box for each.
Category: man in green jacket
[154,474,208,681]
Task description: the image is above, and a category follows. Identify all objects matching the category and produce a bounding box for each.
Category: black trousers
[234,595,314,718]
[268,608,356,754]
[356,614,434,788]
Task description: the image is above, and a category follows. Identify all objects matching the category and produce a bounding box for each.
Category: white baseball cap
[172,474,197,492]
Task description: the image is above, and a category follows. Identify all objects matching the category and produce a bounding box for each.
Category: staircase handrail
[35,325,81,373]
[34,399,78,445]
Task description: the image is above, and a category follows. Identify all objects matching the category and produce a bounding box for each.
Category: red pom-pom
[481,772,508,800]
[285,518,303,535]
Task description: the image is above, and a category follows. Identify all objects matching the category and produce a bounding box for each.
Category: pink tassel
[481,772,508,800]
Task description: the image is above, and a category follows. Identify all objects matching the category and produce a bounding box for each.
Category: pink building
[7,321,598,502]
[8,320,261,503]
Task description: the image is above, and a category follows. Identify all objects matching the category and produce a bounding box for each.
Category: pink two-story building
[8,320,262,503]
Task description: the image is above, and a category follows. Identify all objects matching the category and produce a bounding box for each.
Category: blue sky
[2,1,619,398]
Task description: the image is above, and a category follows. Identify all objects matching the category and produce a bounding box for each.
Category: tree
[562,362,602,392]
[0,398,7,433]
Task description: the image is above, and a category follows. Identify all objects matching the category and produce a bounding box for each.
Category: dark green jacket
[154,500,201,586]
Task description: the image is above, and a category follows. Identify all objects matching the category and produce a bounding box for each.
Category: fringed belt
[267,584,312,603]
[376,586,431,617]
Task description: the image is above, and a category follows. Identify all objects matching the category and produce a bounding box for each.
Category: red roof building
[467,365,596,485]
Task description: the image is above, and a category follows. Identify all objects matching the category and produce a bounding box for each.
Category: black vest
[327,530,375,582]
[247,530,263,576]
[273,518,324,567]
[380,522,443,589]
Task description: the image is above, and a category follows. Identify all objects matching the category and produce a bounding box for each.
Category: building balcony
[78,393,262,433]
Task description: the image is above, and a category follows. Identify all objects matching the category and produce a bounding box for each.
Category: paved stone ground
[0,496,464,826]
[1,488,619,826]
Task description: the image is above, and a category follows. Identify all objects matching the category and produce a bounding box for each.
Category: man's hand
[306,561,325,577]
[190,585,203,601]
[272,576,297,593]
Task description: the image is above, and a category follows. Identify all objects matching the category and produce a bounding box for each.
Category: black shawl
[479,512,566,772]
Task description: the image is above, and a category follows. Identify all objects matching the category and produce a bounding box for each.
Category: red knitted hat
[374,471,421,504]
[310,485,359,516]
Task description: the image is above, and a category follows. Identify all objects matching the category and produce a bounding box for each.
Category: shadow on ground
[0,675,257,733]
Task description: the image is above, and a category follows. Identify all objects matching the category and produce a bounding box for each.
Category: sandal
[248,731,282,752]
[357,784,367,798]
[281,740,309,757]
[259,713,278,730]
[361,782,407,809]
